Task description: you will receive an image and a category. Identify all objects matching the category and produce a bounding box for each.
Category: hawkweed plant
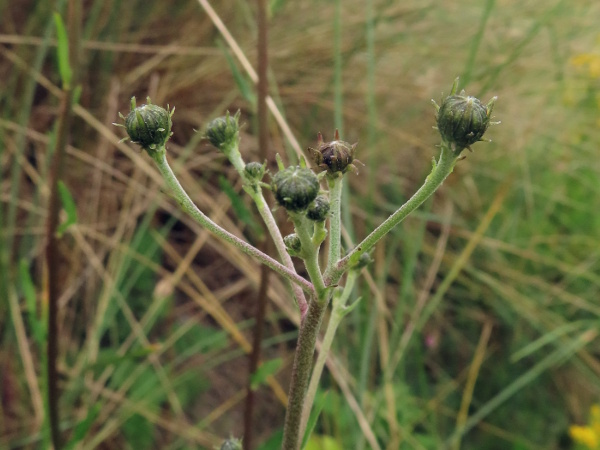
[115,78,498,450]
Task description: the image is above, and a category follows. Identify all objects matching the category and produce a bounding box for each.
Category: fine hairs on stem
[115,76,497,449]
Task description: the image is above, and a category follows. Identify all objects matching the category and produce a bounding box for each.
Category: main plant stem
[281,297,328,450]
[151,148,315,296]
[280,195,339,449]
[299,271,358,439]
[324,143,457,285]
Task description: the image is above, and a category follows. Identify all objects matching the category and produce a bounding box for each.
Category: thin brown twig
[196,0,304,160]
[244,1,270,448]
[45,3,80,448]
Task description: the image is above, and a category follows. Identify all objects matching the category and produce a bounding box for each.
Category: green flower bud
[308,130,360,175]
[284,233,302,256]
[272,166,320,213]
[244,161,266,182]
[219,438,242,450]
[354,252,373,270]
[116,97,174,154]
[433,78,497,153]
[306,195,330,222]
[206,111,240,152]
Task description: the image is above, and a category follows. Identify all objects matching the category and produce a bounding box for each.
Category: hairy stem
[324,143,457,285]
[252,191,308,316]
[281,298,328,450]
[299,270,358,440]
[326,175,343,274]
[225,137,309,316]
[151,149,315,295]
[292,214,326,299]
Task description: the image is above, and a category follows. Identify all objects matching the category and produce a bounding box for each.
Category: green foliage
[56,180,78,236]
[123,413,155,449]
[53,12,72,87]
[250,358,283,390]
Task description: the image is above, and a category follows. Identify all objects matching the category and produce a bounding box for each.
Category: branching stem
[324,143,458,285]
[151,148,315,296]
[299,270,358,440]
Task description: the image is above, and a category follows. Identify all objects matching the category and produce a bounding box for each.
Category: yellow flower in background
[570,53,600,79]
[570,33,600,79]
[570,404,600,449]
[592,405,600,437]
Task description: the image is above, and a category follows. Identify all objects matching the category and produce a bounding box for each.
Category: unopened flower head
[306,195,330,222]
[284,233,302,257]
[433,78,497,153]
[206,111,241,153]
[115,97,174,154]
[244,161,266,182]
[272,165,320,213]
[308,130,360,175]
[219,438,242,450]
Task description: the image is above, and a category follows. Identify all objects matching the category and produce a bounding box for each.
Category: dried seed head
[272,166,320,212]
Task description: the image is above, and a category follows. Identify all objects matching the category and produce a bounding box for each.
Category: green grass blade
[53,12,72,88]
[56,180,78,237]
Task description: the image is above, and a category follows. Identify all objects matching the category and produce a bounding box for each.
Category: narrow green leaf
[19,259,46,345]
[511,320,588,362]
[53,12,72,88]
[250,358,282,390]
[219,41,256,107]
[301,390,329,450]
[304,435,342,450]
[63,403,101,450]
[57,180,78,236]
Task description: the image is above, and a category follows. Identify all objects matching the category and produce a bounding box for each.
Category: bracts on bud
[271,166,320,213]
[308,130,361,176]
[284,233,303,257]
[433,78,497,154]
[115,97,174,155]
[306,195,330,222]
[218,437,242,450]
[205,111,241,154]
[244,161,266,182]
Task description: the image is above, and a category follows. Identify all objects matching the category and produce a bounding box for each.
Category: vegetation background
[1,0,599,449]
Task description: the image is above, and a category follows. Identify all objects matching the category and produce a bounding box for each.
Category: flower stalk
[324,142,458,286]
[150,147,315,296]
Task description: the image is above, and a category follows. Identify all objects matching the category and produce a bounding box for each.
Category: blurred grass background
[1,0,600,449]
